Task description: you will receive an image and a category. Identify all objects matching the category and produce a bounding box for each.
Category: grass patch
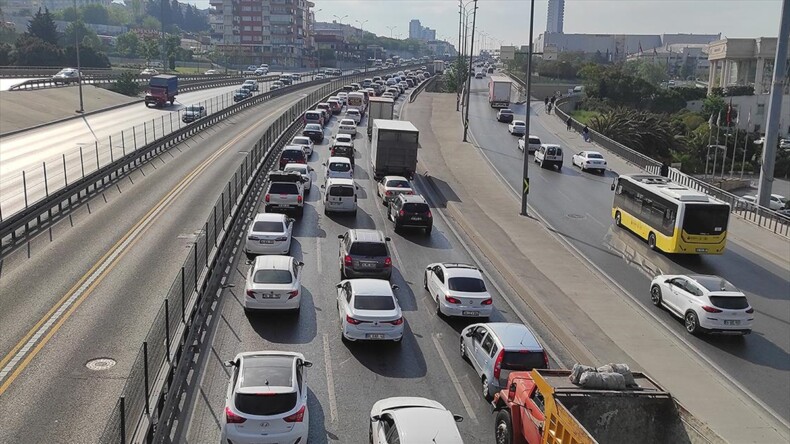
[570,109,600,125]
[174,66,205,74]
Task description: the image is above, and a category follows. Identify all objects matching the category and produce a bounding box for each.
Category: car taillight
[543,351,549,369]
[385,190,392,196]
[445,295,461,304]
[346,315,361,325]
[702,306,722,313]
[297,195,303,203]
[388,317,404,326]
[264,194,270,203]
[493,349,504,379]
[288,290,299,299]
[746,307,754,314]
[246,290,255,298]
[275,237,288,241]
[398,210,405,217]
[344,255,353,266]
[384,257,392,267]
[248,235,259,241]
[481,298,493,305]
[225,407,246,424]
[283,405,306,423]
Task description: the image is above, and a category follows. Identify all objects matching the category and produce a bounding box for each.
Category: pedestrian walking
[582,125,590,142]
[547,102,553,114]
[550,95,556,106]
[566,116,572,131]
[544,96,549,111]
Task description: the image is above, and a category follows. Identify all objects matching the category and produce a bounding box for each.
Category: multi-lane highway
[178,88,576,443]
[465,75,790,421]
[0,83,330,443]
[0,73,303,218]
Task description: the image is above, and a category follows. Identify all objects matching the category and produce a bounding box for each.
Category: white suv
[534,144,563,170]
[221,352,312,444]
[424,263,493,318]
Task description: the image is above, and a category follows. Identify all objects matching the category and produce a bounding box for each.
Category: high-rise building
[409,19,422,40]
[546,0,565,34]
[209,0,314,68]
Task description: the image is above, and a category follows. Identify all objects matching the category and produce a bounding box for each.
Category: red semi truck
[145,74,178,107]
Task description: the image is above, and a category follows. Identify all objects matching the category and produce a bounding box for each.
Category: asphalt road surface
[0,84,328,444]
[465,76,790,421]
[178,92,570,444]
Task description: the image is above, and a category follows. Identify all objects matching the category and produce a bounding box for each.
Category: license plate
[724,320,741,326]
[361,262,376,268]
[366,334,385,339]
[410,217,422,220]
[260,294,280,299]
[329,201,340,205]
[462,311,479,316]
[696,248,708,253]
[260,240,274,244]
[276,205,289,208]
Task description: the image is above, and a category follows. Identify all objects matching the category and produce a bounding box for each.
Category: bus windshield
[683,204,729,235]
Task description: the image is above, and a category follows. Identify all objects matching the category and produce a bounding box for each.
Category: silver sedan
[376,176,414,206]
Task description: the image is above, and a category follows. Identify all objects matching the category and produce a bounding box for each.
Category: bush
[111,71,140,96]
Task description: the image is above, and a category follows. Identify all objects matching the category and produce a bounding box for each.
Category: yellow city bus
[611,174,730,254]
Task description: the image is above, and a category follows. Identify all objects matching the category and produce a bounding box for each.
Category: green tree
[111,70,141,96]
[27,7,58,46]
[116,31,139,57]
[59,6,79,22]
[702,94,726,120]
[63,20,101,49]
[0,42,12,65]
[81,4,109,25]
[13,34,62,66]
[64,44,110,67]
[142,16,161,31]
[623,59,668,86]
[107,3,131,26]
[140,37,160,64]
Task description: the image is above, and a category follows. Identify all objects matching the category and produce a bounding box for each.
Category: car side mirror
[665,279,672,284]
[391,284,399,290]
[385,237,391,242]
[298,261,304,267]
[301,360,313,368]
[321,184,326,189]
[610,181,616,191]
[337,234,344,239]
[371,415,381,422]
[336,283,343,288]
[223,360,237,368]
[465,331,474,337]
[453,414,464,423]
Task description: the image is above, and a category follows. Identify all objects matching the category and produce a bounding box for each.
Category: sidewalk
[534,102,790,267]
[0,85,138,134]
[404,92,789,443]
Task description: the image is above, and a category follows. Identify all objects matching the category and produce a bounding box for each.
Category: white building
[535,32,719,62]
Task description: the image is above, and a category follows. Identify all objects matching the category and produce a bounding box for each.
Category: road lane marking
[431,334,477,423]
[322,334,338,423]
[0,98,299,394]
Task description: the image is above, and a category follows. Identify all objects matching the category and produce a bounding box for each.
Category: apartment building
[209,0,314,68]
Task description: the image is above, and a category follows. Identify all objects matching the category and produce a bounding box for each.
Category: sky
[184,0,783,49]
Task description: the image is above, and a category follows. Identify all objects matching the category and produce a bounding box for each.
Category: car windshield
[502,351,546,371]
[353,295,395,310]
[285,165,307,174]
[347,110,360,116]
[329,185,354,197]
[501,109,513,114]
[185,106,202,112]
[386,180,411,188]
[682,204,729,235]
[448,277,486,292]
[514,122,525,127]
[349,242,387,256]
[402,203,429,213]
[293,137,310,145]
[691,275,739,292]
[587,153,604,159]
[708,296,750,309]
[281,150,304,160]
[235,390,297,416]
[252,221,284,233]
[341,120,355,125]
[269,183,298,194]
[329,162,351,172]
[336,135,352,142]
[305,124,321,131]
[252,269,292,284]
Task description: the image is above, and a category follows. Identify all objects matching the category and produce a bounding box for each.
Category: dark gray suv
[338,229,392,280]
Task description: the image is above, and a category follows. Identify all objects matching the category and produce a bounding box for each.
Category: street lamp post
[333,14,349,25]
[520,0,536,216]
[356,19,369,71]
[73,0,84,113]
[462,0,478,142]
[386,26,397,39]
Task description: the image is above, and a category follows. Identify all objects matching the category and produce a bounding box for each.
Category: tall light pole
[356,19,369,70]
[386,25,397,39]
[313,8,322,72]
[333,14,348,25]
[520,0,536,216]
[757,0,789,208]
[462,0,478,142]
[73,0,84,113]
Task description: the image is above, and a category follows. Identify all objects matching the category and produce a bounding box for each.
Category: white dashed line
[431,334,478,423]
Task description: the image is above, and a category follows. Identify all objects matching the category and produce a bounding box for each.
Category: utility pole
[757,0,790,208]
[457,1,463,111]
[73,0,84,113]
[161,0,166,70]
[462,0,478,142]
[520,0,536,216]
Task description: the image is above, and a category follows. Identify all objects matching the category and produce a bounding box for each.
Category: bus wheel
[648,232,657,250]
[615,211,622,227]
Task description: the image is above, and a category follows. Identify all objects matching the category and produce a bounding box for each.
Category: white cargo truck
[488,75,512,108]
[366,97,395,139]
[370,119,419,180]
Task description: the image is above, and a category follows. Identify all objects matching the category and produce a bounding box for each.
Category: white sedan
[290,136,314,157]
[333,133,354,146]
[336,279,403,342]
[370,397,463,443]
[345,109,362,124]
[376,176,414,206]
[508,120,526,135]
[424,263,493,318]
[244,255,304,312]
[571,150,608,173]
[337,92,349,105]
[649,274,753,335]
[283,163,313,194]
[244,213,293,255]
[337,119,358,136]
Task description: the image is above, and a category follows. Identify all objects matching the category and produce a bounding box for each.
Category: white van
[347,92,366,114]
[324,156,353,180]
[322,178,357,214]
[534,144,564,170]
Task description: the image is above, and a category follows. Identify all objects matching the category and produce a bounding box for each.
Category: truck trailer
[366,97,395,139]
[488,75,512,108]
[370,119,419,180]
[492,369,725,444]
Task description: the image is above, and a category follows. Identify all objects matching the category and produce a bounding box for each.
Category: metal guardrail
[93,64,416,444]
[6,73,274,91]
[409,75,437,103]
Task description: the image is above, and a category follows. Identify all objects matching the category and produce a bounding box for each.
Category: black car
[278,147,307,169]
[330,143,355,166]
[303,123,324,143]
[387,194,432,234]
[233,89,252,102]
[497,108,514,123]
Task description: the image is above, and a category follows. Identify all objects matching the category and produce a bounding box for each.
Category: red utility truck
[145,74,178,107]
